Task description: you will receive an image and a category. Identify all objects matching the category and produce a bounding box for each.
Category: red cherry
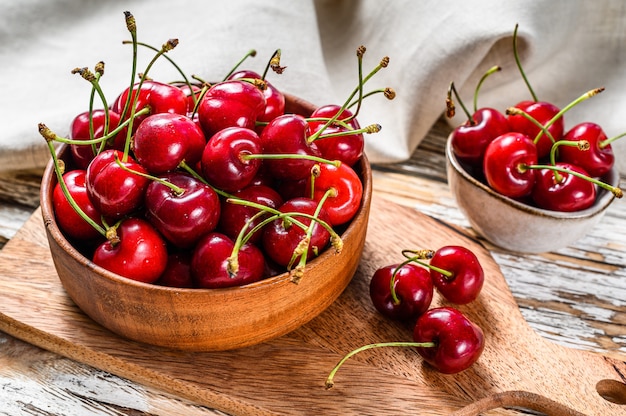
[507,100,563,159]
[559,122,615,178]
[228,70,285,130]
[413,307,485,374]
[196,80,266,139]
[483,132,538,199]
[144,172,221,248]
[200,126,262,192]
[369,263,434,321]
[307,162,362,226]
[112,80,188,132]
[191,232,265,288]
[429,246,484,304]
[133,113,206,174]
[156,252,194,288]
[531,163,597,212]
[218,184,283,244]
[260,113,321,181]
[69,109,123,169]
[308,105,364,167]
[450,108,510,166]
[52,169,103,241]
[85,150,150,219]
[261,197,331,268]
[92,218,168,284]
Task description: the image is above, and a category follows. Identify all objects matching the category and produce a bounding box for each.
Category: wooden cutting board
[0,195,624,415]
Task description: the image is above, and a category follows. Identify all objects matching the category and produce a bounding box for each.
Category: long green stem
[513,23,538,102]
[325,341,436,389]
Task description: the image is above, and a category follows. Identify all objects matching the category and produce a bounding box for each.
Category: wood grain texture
[0,197,624,415]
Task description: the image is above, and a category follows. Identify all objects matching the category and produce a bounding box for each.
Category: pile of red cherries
[41,13,389,289]
[448,25,623,212]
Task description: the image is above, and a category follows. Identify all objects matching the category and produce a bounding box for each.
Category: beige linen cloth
[1,0,625,173]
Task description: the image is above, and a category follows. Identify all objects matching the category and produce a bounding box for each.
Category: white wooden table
[0,118,624,415]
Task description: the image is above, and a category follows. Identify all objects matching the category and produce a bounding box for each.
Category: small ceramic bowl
[40,95,372,351]
[446,134,620,253]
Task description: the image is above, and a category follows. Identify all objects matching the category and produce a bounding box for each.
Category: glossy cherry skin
[200,126,262,192]
[191,232,265,288]
[429,246,484,304]
[306,162,362,226]
[156,252,194,288]
[111,80,188,131]
[228,70,285,131]
[308,105,364,167]
[133,113,206,174]
[70,109,123,169]
[196,80,266,139]
[85,150,150,219]
[507,100,564,158]
[369,263,434,321]
[53,169,103,242]
[92,218,168,284]
[450,107,510,166]
[261,197,331,267]
[559,122,615,178]
[531,163,596,212]
[260,113,321,181]
[218,184,283,244]
[144,172,221,248]
[413,307,485,374]
[483,132,538,199]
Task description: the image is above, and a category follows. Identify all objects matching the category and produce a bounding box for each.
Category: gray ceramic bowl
[446,134,620,253]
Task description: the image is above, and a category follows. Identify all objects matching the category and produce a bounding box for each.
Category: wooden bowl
[446,134,619,253]
[39,96,372,351]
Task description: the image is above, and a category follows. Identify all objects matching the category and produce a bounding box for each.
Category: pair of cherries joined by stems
[448,24,623,212]
[325,246,485,387]
[43,11,394,288]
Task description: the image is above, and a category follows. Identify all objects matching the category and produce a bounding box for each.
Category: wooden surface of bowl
[445,134,619,253]
[39,97,372,351]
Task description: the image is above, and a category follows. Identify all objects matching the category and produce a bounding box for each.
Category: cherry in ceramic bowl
[39,95,372,351]
[445,134,620,253]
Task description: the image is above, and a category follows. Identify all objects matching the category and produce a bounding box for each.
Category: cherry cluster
[40,12,392,289]
[449,25,623,212]
[325,246,485,387]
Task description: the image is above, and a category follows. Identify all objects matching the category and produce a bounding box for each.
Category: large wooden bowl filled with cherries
[38,15,383,351]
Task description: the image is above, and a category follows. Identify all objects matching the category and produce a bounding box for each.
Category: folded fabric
[1,0,625,174]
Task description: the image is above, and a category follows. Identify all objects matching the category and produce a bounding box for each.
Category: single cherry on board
[325,306,485,387]
[369,263,434,321]
[413,306,485,374]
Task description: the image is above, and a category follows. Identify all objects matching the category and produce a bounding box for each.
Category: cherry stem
[512,23,538,102]
[505,106,557,146]
[533,87,604,146]
[347,87,396,109]
[473,65,501,113]
[312,123,382,143]
[122,38,179,160]
[39,127,106,237]
[307,49,389,143]
[112,153,185,196]
[222,49,257,81]
[601,130,626,148]
[267,49,286,77]
[446,82,474,124]
[389,249,435,305]
[119,11,139,125]
[523,163,623,198]
[123,40,197,108]
[549,139,589,166]
[325,341,437,389]
[400,249,454,279]
[242,152,342,168]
